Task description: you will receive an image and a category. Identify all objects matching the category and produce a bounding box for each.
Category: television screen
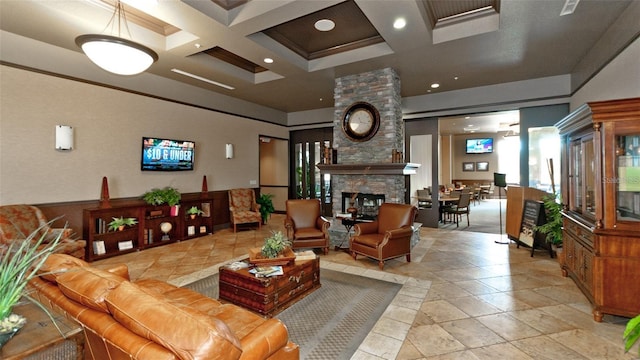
[141,137,195,171]
[466,138,493,154]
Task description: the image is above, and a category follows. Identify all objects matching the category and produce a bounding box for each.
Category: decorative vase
[0,313,26,349]
[346,206,358,219]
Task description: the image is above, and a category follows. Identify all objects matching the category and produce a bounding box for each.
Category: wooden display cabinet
[142,205,179,247]
[83,205,143,261]
[556,97,640,321]
[180,199,214,240]
[83,197,215,261]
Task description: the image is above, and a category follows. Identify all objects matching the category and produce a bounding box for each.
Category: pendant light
[76,0,158,76]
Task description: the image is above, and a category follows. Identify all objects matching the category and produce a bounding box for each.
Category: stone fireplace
[317,67,419,218]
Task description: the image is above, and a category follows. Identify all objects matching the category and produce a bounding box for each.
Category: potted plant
[142,187,181,216]
[108,216,138,232]
[625,314,640,357]
[534,193,563,250]
[186,206,204,219]
[261,231,292,258]
[256,193,275,224]
[0,221,63,348]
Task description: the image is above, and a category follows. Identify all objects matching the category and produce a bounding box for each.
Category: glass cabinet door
[583,138,596,218]
[616,134,640,222]
[570,140,583,213]
[569,136,596,219]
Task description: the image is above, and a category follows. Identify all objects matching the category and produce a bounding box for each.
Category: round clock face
[342,102,380,141]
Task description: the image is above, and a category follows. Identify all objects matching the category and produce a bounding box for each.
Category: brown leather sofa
[28,254,299,360]
[284,199,330,255]
[349,203,417,270]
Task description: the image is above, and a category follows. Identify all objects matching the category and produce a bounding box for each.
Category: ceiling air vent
[560,0,580,16]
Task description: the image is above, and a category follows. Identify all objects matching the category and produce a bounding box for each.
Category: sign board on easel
[518,200,546,256]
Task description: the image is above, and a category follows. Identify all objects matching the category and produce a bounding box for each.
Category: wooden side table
[1,302,83,360]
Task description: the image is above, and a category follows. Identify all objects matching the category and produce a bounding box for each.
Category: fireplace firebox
[341,192,385,220]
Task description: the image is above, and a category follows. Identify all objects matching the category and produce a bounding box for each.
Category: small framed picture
[476,161,489,171]
[463,162,475,171]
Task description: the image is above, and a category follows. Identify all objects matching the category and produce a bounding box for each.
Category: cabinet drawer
[563,218,594,249]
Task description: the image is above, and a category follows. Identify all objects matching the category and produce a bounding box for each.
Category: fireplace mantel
[316,163,420,175]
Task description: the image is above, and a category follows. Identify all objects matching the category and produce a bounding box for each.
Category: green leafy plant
[261,231,291,258]
[535,193,563,246]
[256,193,275,223]
[624,314,640,356]
[186,206,204,216]
[0,220,63,330]
[142,187,181,206]
[107,216,138,232]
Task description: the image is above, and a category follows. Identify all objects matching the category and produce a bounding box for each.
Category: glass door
[291,136,333,217]
[615,134,640,223]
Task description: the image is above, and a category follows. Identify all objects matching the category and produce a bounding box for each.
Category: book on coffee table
[249,266,283,278]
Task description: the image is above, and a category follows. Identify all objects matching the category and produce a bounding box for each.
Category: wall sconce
[55,125,74,151]
[225,143,234,159]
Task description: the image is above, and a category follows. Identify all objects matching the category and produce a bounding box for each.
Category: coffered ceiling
[0,0,637,114]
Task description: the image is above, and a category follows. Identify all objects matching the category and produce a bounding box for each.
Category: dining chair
[444,192,471,227]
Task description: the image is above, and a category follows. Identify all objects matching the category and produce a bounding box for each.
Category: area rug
[183,268,402,360]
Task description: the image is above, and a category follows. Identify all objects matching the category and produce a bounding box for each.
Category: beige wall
[259,138,289,212]
[452,133,499,181]
[0,65,288,205]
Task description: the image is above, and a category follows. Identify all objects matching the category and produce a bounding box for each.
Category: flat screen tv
[141,137,195,171]
[466,138,493,154]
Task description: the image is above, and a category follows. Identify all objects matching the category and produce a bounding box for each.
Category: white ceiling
[0,0,637,117]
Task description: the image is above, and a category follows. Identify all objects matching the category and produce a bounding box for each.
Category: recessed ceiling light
[263,58,273,64]
[430,83,440,89]
[454,76,459,80]
[171,68,235,90]
[393,18,406,29]
[194,43,201,49]
[314,19,335,31]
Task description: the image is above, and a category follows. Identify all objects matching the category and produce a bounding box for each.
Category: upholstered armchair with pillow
[0,204,86,259]
[228,188,262,232]
[349,203,417,270]
[284,199,330,255]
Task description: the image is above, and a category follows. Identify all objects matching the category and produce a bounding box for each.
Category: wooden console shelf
[83,198,214,261]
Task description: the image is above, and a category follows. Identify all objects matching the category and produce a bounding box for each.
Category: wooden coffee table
[1,302,84,360]
[219,257,320,317]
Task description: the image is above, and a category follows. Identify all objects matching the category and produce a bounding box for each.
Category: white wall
[0,65,288,205]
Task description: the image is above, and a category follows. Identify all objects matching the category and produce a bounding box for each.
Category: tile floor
[94,214,638,359]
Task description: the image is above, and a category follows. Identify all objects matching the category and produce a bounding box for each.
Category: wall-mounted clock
[342,102,380,142]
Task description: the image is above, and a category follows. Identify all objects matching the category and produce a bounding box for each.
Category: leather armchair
[284,199,330,255]
[349,203,417,270]
[228,189,262,233]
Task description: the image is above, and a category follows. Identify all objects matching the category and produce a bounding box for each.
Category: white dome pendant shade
[75,1,158,76]
[76,34,158,76]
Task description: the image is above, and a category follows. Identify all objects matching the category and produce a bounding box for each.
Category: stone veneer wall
[331,68,406,214]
